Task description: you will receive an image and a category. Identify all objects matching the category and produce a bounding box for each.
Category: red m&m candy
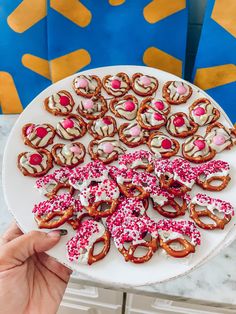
[59,96,70,106]
[36,127,48,138]
[161,139,172,149]
[194,139,206,150]
[124,101,135,112]
[154,101,164,111]
[102,117,112,125]
[173,116,185,127]
[29,153,43,165]
[193,107,206,116]
[111,79,121,89]
[154,112,163,121]
[62,119,74,129]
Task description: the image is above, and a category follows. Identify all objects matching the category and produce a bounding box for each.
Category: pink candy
[161,138,172,149]
[83,99,94,109]
[176,84,187,95]
[76,78,88,88]
[173,116,185,127]
[111,79,121,89]
[154,112,163,121]
[102,117,112,125]
[29,153,42,165]
[70,145,82,155]
[26,124,35,135]
[124,101,135,112]
[62,118,74,129]
[36,127,48,138]
[59,95,70,106]
[103,142,114,153]
[154,101,164,111]
[129,125,141,136]
[139,75,151,86]
[212,135,226,145]
[194,139,206,150]
[193,106,206,116]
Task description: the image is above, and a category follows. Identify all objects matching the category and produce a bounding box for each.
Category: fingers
[0,229,66,271]
[0,222,23,247]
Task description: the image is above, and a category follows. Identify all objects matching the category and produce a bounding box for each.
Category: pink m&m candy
[161,139,172,149]
[102,117,112,125]
[29,153,43,165]
[76,78,88,88]
[62,118,74,129]
[154,101,164,111]
[26,124,35,135]
[139,75,151,86]
[193,107,206,116]
[36,127,48,138]
[173,116,185,127]
[103,142,114,154]
[124,101,135,112]
[154,112,163,121]
[111,79,121,89]
[84,99,94,109]
[129,126,141,136]
[212,135,226,146]
[194,139,206,150]
[70,145,82,155]
[176,84,187,95]
[59,95,70,106]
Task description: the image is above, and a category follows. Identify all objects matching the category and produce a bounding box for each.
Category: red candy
[154,101,164,111]
[59,95,70,106]
[111,79,121,89]
[29,153,43,165]
[161,138,172,149]
[173,116,185,127]
[193,106,206,116]
[102,117,112,125]
[36,127,48,138]
[154,112,163,121]
[62,118,74,129]
[194,139,206,150]
[124,101,135,112]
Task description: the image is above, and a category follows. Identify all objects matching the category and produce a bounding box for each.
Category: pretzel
[73,74,102,98]
[87,199,119,218]
[189,98,220,126]
[189,193,234,230]
[131,73,158,97]
[88,116,117,140]
[17,149,53,177]
[118,150,155,172]
[76,96,108,120]
[182,135,216,163]
[195,160,230,191]
[51,142,86,168]
[157,219,200,258]
[88,137,126,164]
[35,167,73,198]
[137,103,167,130]
[166,112,198,138]
[140,97,170,116]
[33,193,81,228]
[109,94,138,120]
[148,131,180,157]
[118,122,149,147]
[102,72,130,97]
[22,123,55,149]
[67,220,110,265]
[44,90,75,116]
[56,114,87,140]
[205,122,235,153]
[162,80,193,104]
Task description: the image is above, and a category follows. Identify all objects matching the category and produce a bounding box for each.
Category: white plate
[2,65,236,287]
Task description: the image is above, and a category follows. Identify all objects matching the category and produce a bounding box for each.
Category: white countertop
[1,115,236,309]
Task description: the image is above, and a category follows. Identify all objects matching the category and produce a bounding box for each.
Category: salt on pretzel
[189,193,234,230]
[44,90,75,116]
[157,219,201,258]
[77,96,108,120]
[118,122,149,147]
[140,97,170,116]
[148,131,180,157]
[56,114,87,141]
[162,80,193,104]
[137,103,167,130]
[118,150,156,172]
[195,160,230,191]
[22,123,55,149]
[109,94,138,120]
[102,72,130,97]
[88,116,117,140]
[73,74,102,98]
[67,220,110,265]
[131,73,158,97]
[166,112,198,138]
[189,98,220,126]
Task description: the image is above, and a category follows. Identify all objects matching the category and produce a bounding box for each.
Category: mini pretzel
[33,193,81,229]
[195,160,230,191]
[56,114,87,140]
[51,142,86,168]
[73,74,102,98]
[76,96,108,120]
[35,167,73,198]
[205,122,235,153]
[189,98,220,126]
[166,112,198,138]
[88,137,126,164]
[44,90,75,116]
[67,220,110,265]
[102,72,130,97]
[137,103,167,130]
[189,193,234,230]
[148,131,180,157]
[118,122,149,147]
[22,123,55,149]
[118,150,155,172]
[131,73,158,97]
[109,95,138,120]
[162,80,192,104]
[157,220,200,258]
[17,149,53,177]
[182,135,216,163]
[140,97,170,116]
[88,116,117,140]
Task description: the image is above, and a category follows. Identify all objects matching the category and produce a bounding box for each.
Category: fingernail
[48,229,68,238]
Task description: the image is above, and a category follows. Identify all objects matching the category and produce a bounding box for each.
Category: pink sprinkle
[194,139,206,150]
[193,107,206,116]
[103,142,114,153]
[111,79,121,89]
[212,135,226,145]
[62,118,74,129]
[76,78,88,88]
[139,75,151,86]
[124,101,135,112]
[129,125,141,136]
[176,84,187,95]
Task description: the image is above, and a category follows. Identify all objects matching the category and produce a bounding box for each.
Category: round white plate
[3,65,236,287]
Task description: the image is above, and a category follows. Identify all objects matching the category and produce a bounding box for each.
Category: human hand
[0,222,72,314]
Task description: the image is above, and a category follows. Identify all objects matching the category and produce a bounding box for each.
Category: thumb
[0,229,67,271]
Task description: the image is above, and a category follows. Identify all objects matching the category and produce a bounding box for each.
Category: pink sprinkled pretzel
[118,150,156,172]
